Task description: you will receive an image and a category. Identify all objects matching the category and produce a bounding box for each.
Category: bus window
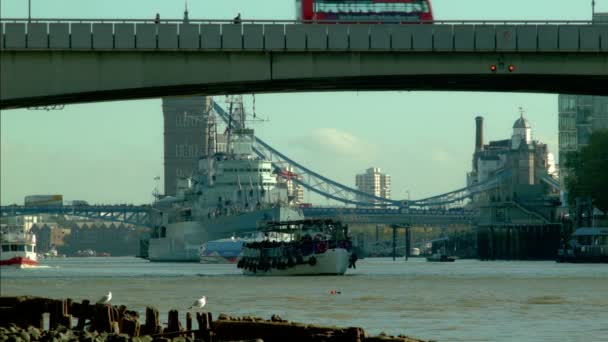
[298,0,434,22]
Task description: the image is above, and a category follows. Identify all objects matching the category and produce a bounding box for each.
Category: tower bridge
[1,100,555,228]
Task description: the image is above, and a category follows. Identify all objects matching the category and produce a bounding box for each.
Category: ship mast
[224,95,246,155]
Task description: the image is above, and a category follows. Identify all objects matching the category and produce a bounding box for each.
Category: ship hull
[200,255,238,264]
[148,206,302,262]
[0,254,38,268]
[241,248,351,276]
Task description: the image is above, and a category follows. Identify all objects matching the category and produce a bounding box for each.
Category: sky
[1,0,605,205]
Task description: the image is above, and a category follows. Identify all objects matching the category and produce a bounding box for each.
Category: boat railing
[0,234,36,244]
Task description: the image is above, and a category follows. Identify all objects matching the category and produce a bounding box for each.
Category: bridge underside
[2,51,606,109]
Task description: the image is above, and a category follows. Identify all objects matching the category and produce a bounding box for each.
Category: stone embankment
[0,296,426,342]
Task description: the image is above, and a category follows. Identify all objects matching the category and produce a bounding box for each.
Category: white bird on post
[96,291,112,305]
[189,296,207,311]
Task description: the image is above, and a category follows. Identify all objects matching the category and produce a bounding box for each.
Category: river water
[1,257,606,341]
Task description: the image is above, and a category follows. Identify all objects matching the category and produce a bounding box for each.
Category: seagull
[189,296,207,310]
[96,291,112,304]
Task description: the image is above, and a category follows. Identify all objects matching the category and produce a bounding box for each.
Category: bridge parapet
[1,19,605,52]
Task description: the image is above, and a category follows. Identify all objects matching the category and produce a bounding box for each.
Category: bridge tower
[162,96,213,196]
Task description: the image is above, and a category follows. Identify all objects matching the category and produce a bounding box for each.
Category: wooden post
[121,315,140,337]
[62,299,72,328]
[90,304,112,333]
[205,312,214,342]
[346,327,363,342]
[186,312,193,339]
[23,298,44,329]
[76,300,90,330]
[49,300,63,330]
[100,305,113,333]
[77,299,90,330]
[167,309,181,333]
[143,306,161,335]
[196,312,213,341]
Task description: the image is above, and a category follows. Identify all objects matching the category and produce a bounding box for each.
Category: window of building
[1,245,9,252]
[559,96,577,112]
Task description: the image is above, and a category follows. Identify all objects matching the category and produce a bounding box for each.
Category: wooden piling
[186,312,193,339]
[166,309,181,333]
[143,306,161,335]
[94,304,113,333]
[196,312,213,341]
[60,299,72,328]
[76,299,89,330]
[121,315,140,337]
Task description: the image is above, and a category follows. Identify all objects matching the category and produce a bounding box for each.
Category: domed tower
[511,109,531,150]
[509,110,535,189]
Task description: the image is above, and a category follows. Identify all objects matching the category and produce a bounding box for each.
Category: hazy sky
[0,0,604,205]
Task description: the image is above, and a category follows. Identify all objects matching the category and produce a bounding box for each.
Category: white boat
[1,224,38,268]
[237,219,357,276]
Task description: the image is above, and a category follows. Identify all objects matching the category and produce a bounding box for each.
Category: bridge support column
[513,227,520,259]
[392,226,397,262]
[405,226,411,261]
[506,227,512,259]
[488,227,495,260]
[523,226,531,260]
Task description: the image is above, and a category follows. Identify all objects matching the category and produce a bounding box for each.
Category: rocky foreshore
[0,296,427,342]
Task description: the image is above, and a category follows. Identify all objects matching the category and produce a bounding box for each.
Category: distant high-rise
[557,95,608,202]
[355,167,391,207]
[162,96,212,196]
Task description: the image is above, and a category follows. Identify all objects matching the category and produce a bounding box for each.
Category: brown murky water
[1,257,606,341]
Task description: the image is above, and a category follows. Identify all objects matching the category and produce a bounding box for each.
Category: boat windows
[10,245,26,251]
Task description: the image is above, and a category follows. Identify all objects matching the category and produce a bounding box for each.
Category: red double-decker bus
[296,0,434,22]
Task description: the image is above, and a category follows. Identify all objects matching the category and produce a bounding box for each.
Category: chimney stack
[475,116,484,152]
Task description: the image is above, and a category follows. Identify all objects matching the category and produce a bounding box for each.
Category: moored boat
[237,219,357,276]
[426,253,456,262]
[199,237,246,264]
[556,227,608,263]
[1,224,38,268]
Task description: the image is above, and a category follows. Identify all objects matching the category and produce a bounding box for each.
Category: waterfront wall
[476,224,562,260]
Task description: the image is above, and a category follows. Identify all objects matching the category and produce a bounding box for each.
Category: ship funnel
[475,116,484,152]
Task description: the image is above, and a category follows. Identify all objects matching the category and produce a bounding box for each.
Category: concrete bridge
[1,19,607,109]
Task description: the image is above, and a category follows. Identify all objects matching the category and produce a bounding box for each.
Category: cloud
[292,128,379,161]
[430,148,455,164]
